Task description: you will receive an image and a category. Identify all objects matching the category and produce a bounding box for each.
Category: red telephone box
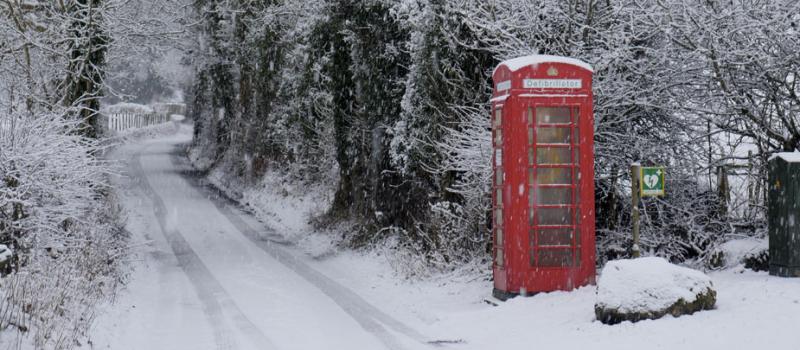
[491,55,596,300]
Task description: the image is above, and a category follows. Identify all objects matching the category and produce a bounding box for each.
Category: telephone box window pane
[496,249,504,266]
[495,149,502,166]
[537,168,572,185]
[574,148,580,164]
[537,208,574,225]
[537,187,573,205]
[496,168,504,186]
[495,130,503,145]
[496,188,503,205]
[536,107,571,124]
[538,127,571,144]
[573,127,580,145]
[528,148,534,165]
[528,128,534,145]
[538,228,574,246]
[497,228,504,246]
[528,187,535,207]
[494,110,502,127]
[495,209,503,226]
[537,147,571,164]
[537,249,573,267]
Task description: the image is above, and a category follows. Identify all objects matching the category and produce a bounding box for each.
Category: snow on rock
[494,54,594,75]
[595,257,716,324]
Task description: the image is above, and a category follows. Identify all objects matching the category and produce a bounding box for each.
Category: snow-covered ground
[86,126,800,350]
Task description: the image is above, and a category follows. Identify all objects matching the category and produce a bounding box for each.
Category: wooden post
[717,165,729,217]
[631,163,641,258]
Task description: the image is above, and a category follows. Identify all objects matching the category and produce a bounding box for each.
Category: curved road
[90,128,433,350]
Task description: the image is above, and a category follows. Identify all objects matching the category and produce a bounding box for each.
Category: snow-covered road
[87,127,800,350]
[88,128,432,350]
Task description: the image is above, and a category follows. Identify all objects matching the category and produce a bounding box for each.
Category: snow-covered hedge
[595,257,716,324]
[0,112,126,349]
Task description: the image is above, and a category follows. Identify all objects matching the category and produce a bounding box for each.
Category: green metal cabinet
[768,153,800,277]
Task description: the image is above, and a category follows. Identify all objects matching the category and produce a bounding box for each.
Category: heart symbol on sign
[644,174,659,189]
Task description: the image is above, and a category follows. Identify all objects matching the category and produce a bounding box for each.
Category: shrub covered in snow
[707,238,769,271]
[595,257,716,324]
[0,112,127,348]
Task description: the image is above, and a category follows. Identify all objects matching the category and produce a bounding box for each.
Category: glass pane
[537,187,573,205]
[497,228,504,246]
[495,149,502,166]
[538,228,574,246]
[495,208,503,225]
[496,168,503,186]
[528,187,535,207]
[573,127,580,145]
[537,249,573,267]
[495,130,503,145]
[494,109,502,127]
[536,107,571,124]
[496,188,503,205]
[574,147,580,164]
[536,208,574,225]
[537,127,571,144]
[537,147,571,164]
[496,249,504,266]
[528,128,534,145]
[528,168,534,185]
[528,148,534,165]
[537,168,572,185]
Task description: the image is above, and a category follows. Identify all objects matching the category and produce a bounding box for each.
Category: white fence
[104,113,171,132]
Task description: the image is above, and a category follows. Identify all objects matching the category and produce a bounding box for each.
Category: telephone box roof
[494,54,594,75]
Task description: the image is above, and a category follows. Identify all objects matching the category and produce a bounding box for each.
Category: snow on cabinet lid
[770,152,800,163]
[494,54,594,75]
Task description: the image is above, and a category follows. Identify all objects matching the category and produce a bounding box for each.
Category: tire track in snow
[131,146,276,350]
[169,148,434,350]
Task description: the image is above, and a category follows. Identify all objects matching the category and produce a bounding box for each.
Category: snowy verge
[189,152,339,258]
[595,257,716,324]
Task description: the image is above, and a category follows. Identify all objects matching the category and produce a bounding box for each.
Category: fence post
[717,165,729,217]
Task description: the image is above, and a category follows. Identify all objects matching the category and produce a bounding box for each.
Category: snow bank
[596,257,716,324]
[102,102,154,114]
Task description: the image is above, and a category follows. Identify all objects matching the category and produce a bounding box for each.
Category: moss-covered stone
[595,287,716,325]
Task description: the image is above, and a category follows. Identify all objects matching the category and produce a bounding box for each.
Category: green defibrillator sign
[640,167,666,196]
